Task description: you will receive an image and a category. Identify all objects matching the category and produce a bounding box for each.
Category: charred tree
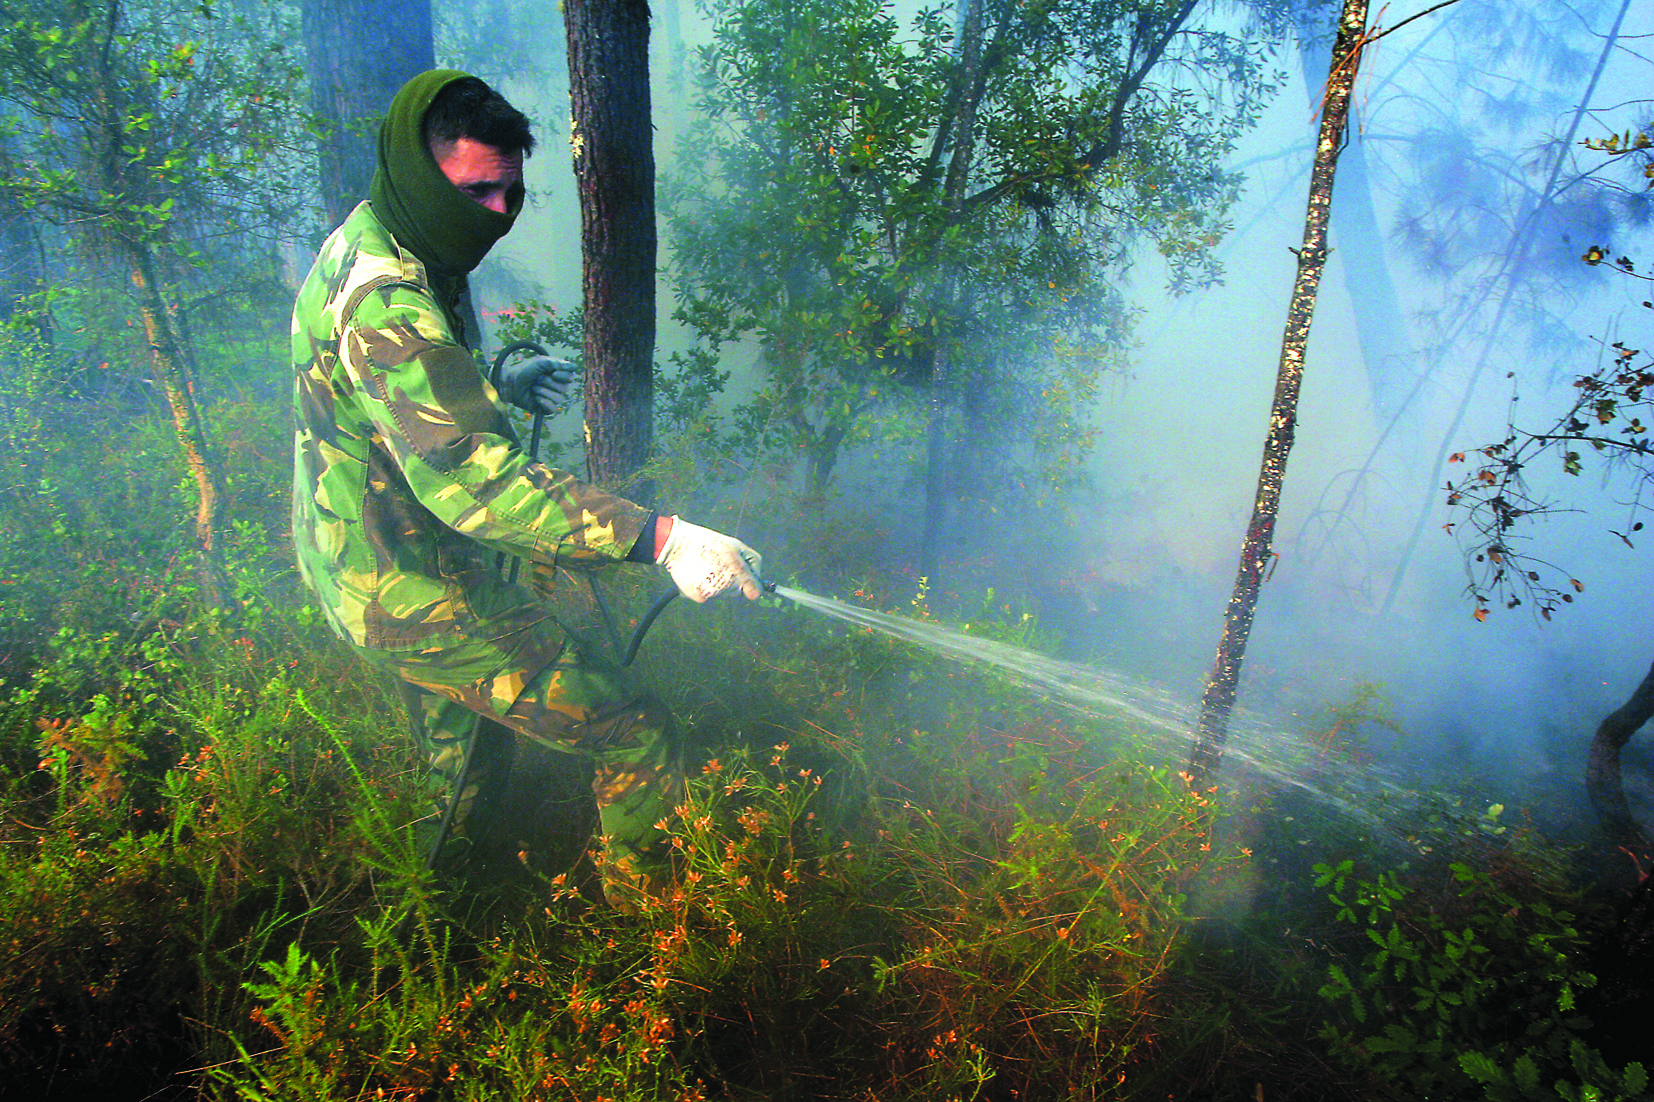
[1294,30,1410,424]
[1188,0,1370,782]
[566,0,656,493]
[1588,659,1654,852]
[300,0,434,229]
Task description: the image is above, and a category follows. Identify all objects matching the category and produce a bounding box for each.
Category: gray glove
[496,355,576,415]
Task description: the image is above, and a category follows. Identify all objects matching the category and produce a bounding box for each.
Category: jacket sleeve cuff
[625,512,659,563]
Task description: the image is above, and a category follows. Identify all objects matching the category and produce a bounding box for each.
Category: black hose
[489,339,550,389]
[492,341,551,587]
[588,576,628,659]
[620,577,776,668]
[622,588,680,667]
[422,714,483,874]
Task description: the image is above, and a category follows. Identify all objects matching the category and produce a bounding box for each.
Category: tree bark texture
[1295,32,1410,423]
[1588,658,1654,851]
[566,0,656,493]
[300,0,435,229]
[1188,0,1369,782]
[126,243,232,611]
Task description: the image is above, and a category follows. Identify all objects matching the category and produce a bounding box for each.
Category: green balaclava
[368,69,520,276]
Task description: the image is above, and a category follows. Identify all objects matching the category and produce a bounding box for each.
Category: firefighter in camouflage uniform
[290,70,762,905]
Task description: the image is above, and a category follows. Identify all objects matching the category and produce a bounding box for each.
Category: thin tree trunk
[920,344,952,580]
[126,242,231,611]
[1,169,46,319]
[300,0,434,229]
[1188,0,1369,782]
[566,0,656,495]
[1588,658,1654,850]
[1294,32,1410,423]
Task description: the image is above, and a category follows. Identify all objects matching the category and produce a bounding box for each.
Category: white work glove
[656,516,763,603]
[496,355,576,415]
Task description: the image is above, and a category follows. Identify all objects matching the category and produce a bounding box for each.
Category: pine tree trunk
[1188,0,1369,782]
[126,242,232,612]
[566,0,656,495]
[300,0,435,229]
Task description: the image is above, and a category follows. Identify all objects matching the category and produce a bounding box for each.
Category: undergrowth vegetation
[0,314,1649,1100]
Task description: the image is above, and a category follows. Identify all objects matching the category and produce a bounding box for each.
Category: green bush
[219,729,1225,1101]
[1315,854,1647,1102]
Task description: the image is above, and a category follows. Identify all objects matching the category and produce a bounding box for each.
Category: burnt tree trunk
[1588,658,1654,850]
[1188,0,1369,782]
[567,0,656,494]
[300,0,435,229]
[1294,30,1409,424]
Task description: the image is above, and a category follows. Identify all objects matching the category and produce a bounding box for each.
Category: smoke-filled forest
[2,0,1653,1098]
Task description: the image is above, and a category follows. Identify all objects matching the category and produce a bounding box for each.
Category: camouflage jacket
[291,201,649,650]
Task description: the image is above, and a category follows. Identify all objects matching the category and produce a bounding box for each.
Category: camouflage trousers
[356,618,682,900]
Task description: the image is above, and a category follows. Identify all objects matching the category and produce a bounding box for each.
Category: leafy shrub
[222,728,1224,1101]
[0,830,199,1094]
[1315,855,1648,1101]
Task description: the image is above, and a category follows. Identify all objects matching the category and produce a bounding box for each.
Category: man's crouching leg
[501,652,683,912]
[396,681,516,877]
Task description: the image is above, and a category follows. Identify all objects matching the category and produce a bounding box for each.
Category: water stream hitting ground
[774,584,1432,833]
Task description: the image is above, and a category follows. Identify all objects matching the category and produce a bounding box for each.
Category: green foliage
[0,310,56,461]
[0,0,312,609]
[0,357,294,680]
[0,616,413,1092]
[1302,681,1405,763]
[664,0,1283,497]
[214,726,1225,1100]
[0,0,310,258]
[12,359,1641,1101]
[1314,857,1645,1101]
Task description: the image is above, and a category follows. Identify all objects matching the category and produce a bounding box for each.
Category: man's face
[433,136,523,214]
